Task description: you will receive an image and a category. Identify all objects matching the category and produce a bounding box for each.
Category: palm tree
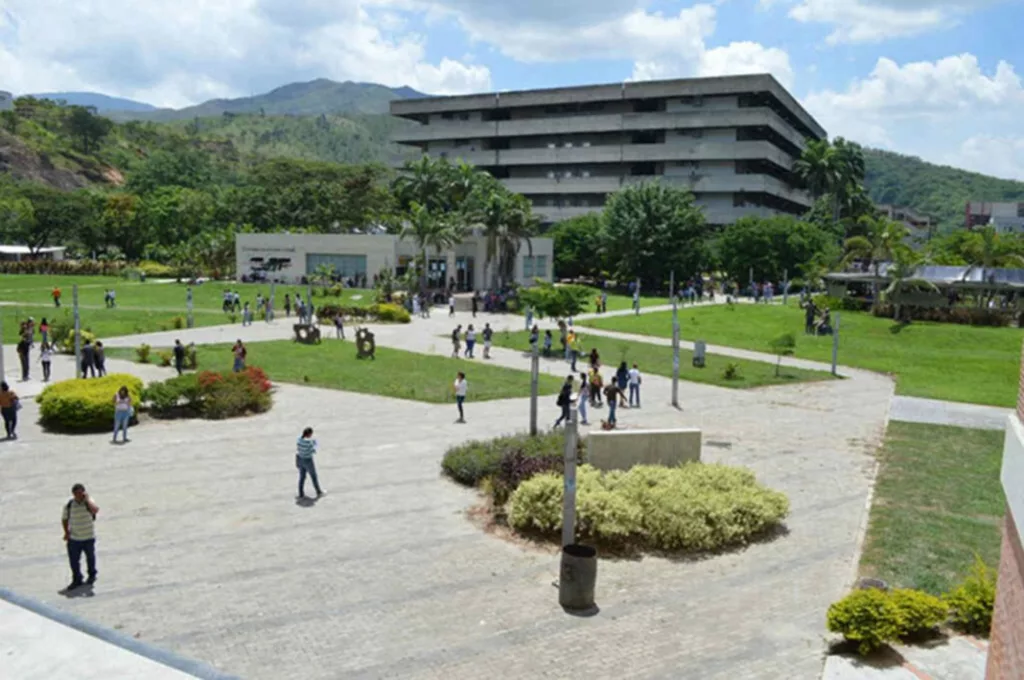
[795,137,867,227]
[794,139,838,201]
[399,202,464,294]
[842,216,909,309]
[475,188,538,289]
[883,247,937,321]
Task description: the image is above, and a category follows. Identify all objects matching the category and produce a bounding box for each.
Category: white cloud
[0,0,490,107]
[785,0,986,44]
[954,135,1024,181]
[698,42,794,89]
[804,53,1024,177]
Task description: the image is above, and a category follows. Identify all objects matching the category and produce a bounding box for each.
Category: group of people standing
[554,355,642,429]
[450,323,494,360]
[15,317,55,383]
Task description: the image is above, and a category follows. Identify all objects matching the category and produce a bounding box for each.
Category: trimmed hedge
[142,367,272,420]
[508,463,789,553]
[315,303,411,324]
[37,374,144,432]
[441,431,583,489]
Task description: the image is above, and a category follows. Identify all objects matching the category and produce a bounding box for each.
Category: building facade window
[523,255,548,280]
[306,253,367,279]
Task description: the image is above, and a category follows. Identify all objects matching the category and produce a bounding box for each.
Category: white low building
[0,245,66,261]
[235,232,553,291]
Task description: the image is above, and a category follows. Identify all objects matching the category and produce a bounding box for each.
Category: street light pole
[671,270,680,408]
[561,405,579,547]
[831,314,841,376]
[529,343,539,436]
[73,285,81,379]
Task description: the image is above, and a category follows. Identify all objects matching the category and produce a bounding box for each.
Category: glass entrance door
[456,257,474,292]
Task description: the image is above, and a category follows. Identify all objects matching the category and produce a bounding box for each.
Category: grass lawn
[859,421,1005,594]
[578,286,672,313]
[0,274,374,343]
[487,328,833,389]
[579,303,1022,407]
[106,340,564,403]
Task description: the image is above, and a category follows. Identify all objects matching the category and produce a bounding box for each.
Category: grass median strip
[106,339,564,403]
[859,421,1005,594]
[488,329,834,389]
[580,303,1022,406]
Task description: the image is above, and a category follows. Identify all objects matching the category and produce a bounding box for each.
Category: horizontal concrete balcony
[621,141,794,168]
[392,109,809,152]
[531,205,602,222]
[503,176,624,195]
[664,174,812,207]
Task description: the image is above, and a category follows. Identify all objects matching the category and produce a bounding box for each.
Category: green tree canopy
[601,182,707,289]
[716,215,836,284]
[548,213,604,280]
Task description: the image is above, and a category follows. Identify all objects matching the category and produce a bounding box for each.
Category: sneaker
[316,491,325,498]
[86,575,97,585]
[65,581,82,591]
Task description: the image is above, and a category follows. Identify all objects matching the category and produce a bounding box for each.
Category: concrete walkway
[822,637,988,680]
[1,304,895,679]
[889,396,1011,432]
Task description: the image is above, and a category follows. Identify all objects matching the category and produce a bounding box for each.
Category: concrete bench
[586,428,702,472]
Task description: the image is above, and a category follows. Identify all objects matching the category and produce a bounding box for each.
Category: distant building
[390,74,824,226]
[0,245,65,261]
[877,204,935,245]
[966,201,1024,234]
[0,91,13,112]
[236,232,553,291]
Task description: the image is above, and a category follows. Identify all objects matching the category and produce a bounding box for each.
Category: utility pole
[671,270,680,408]
[783,268,789,306]
[561,405,579,547]
[306,281,313,324]
[529,343,539,436]
[831,314,841,377]
[73,285,81,379]
[0,313,5,382]
[268,281,276,323]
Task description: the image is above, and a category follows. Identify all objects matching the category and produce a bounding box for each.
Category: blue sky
[2,0,1023,179]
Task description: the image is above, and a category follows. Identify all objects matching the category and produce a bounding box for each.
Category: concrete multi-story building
[390,74,825,226]
[966,201,1024,234]
[877,204,935,245]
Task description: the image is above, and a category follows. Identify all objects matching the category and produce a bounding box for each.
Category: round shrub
[890,589,947,638]
[58,330,97,354]
[945,556,997,636]
[370,303,411,324]
[37,374,144,432]
[441,431,583,489]
[507,463,788,553]
[827,588,903,656]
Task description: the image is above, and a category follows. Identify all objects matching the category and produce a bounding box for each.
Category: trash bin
[559,544,597,611]
[692,340,706,368]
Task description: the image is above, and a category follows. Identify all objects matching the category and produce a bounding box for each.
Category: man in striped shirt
[296,427,324,499]
[61,483,99,590]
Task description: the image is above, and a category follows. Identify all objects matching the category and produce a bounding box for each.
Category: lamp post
[529,343,539,436]
[671,270,680,408]
[73,285,81,379]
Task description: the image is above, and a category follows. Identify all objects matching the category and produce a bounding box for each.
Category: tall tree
[399,202,464,293]
[470,180,538,289]
[716,215,835,285]
[548,213,605,280]
[842,215,909,309]
[601,182,707,290]
[64,106,113,154]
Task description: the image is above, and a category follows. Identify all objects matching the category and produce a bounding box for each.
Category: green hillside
[114,79,423,122]
[864,148,1024,231]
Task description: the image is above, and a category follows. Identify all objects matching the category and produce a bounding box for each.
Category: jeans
[570,350,578,371]
[296,456,322,496]
[456,395,465,421]
[233,357,244,373]
[42,360,51,382]
[95,360,106,377]
[82,361,95,378]
[113,409,130,441]
[175,360,183,376]
[67,538,97,585]
[18,352,29,380]
[2,406,16,437]
[465,340,475,358]
[336,325,344,339]
[578,398,588,424]
[629,384,640,407]
[607,400,617,425]
[41,330,48,344]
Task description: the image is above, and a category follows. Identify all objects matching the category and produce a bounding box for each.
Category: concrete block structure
[586,428,702,472]
[390,75,824,226]
[235,232,552,292]
[987,343,1024,678]
[967,202,1024,234]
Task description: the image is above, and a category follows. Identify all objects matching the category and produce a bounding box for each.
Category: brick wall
[987,512,1024,678]
[987,342,1024,679]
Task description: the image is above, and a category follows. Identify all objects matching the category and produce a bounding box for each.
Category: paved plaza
[0,307,895,679]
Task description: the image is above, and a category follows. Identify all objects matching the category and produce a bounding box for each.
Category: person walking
[62,484,99,590]
[94,341,107,377]
[284,294,292,317]
[632,289,640,315]
[604,381,622,428]
[554,375,574,427]
[589,365,603,407]
[464,325,476,359]
[543,330,553,357]
[39,342,53,382]
[569,333,581,372]
[600,291,608,313]
[39,317,49,345]
[577,373,590,426]
[482,323,493,360]
[448,293,456,317]
[173,339,186,376]
[588,348,601,371]
[453,372,467,423]
[109,289,117,308]
[524,305,533,332]
[615,361,630,407]
[112,386,132,443]
[16,335,30,381]
[81,340,96,378]
[529,324,539,352]
[295,427,324,499]
[52,286,62,307]
[471,292,478,318]
[232,340,247,373]
[334,314,345,340]
[628,363,642,408]
[451,325,462,358]
[0,382,20,439]
[242,302,252,326]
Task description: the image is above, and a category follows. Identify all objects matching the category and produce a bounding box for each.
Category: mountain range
[6,78,1024,231]
[26,79,427,120]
